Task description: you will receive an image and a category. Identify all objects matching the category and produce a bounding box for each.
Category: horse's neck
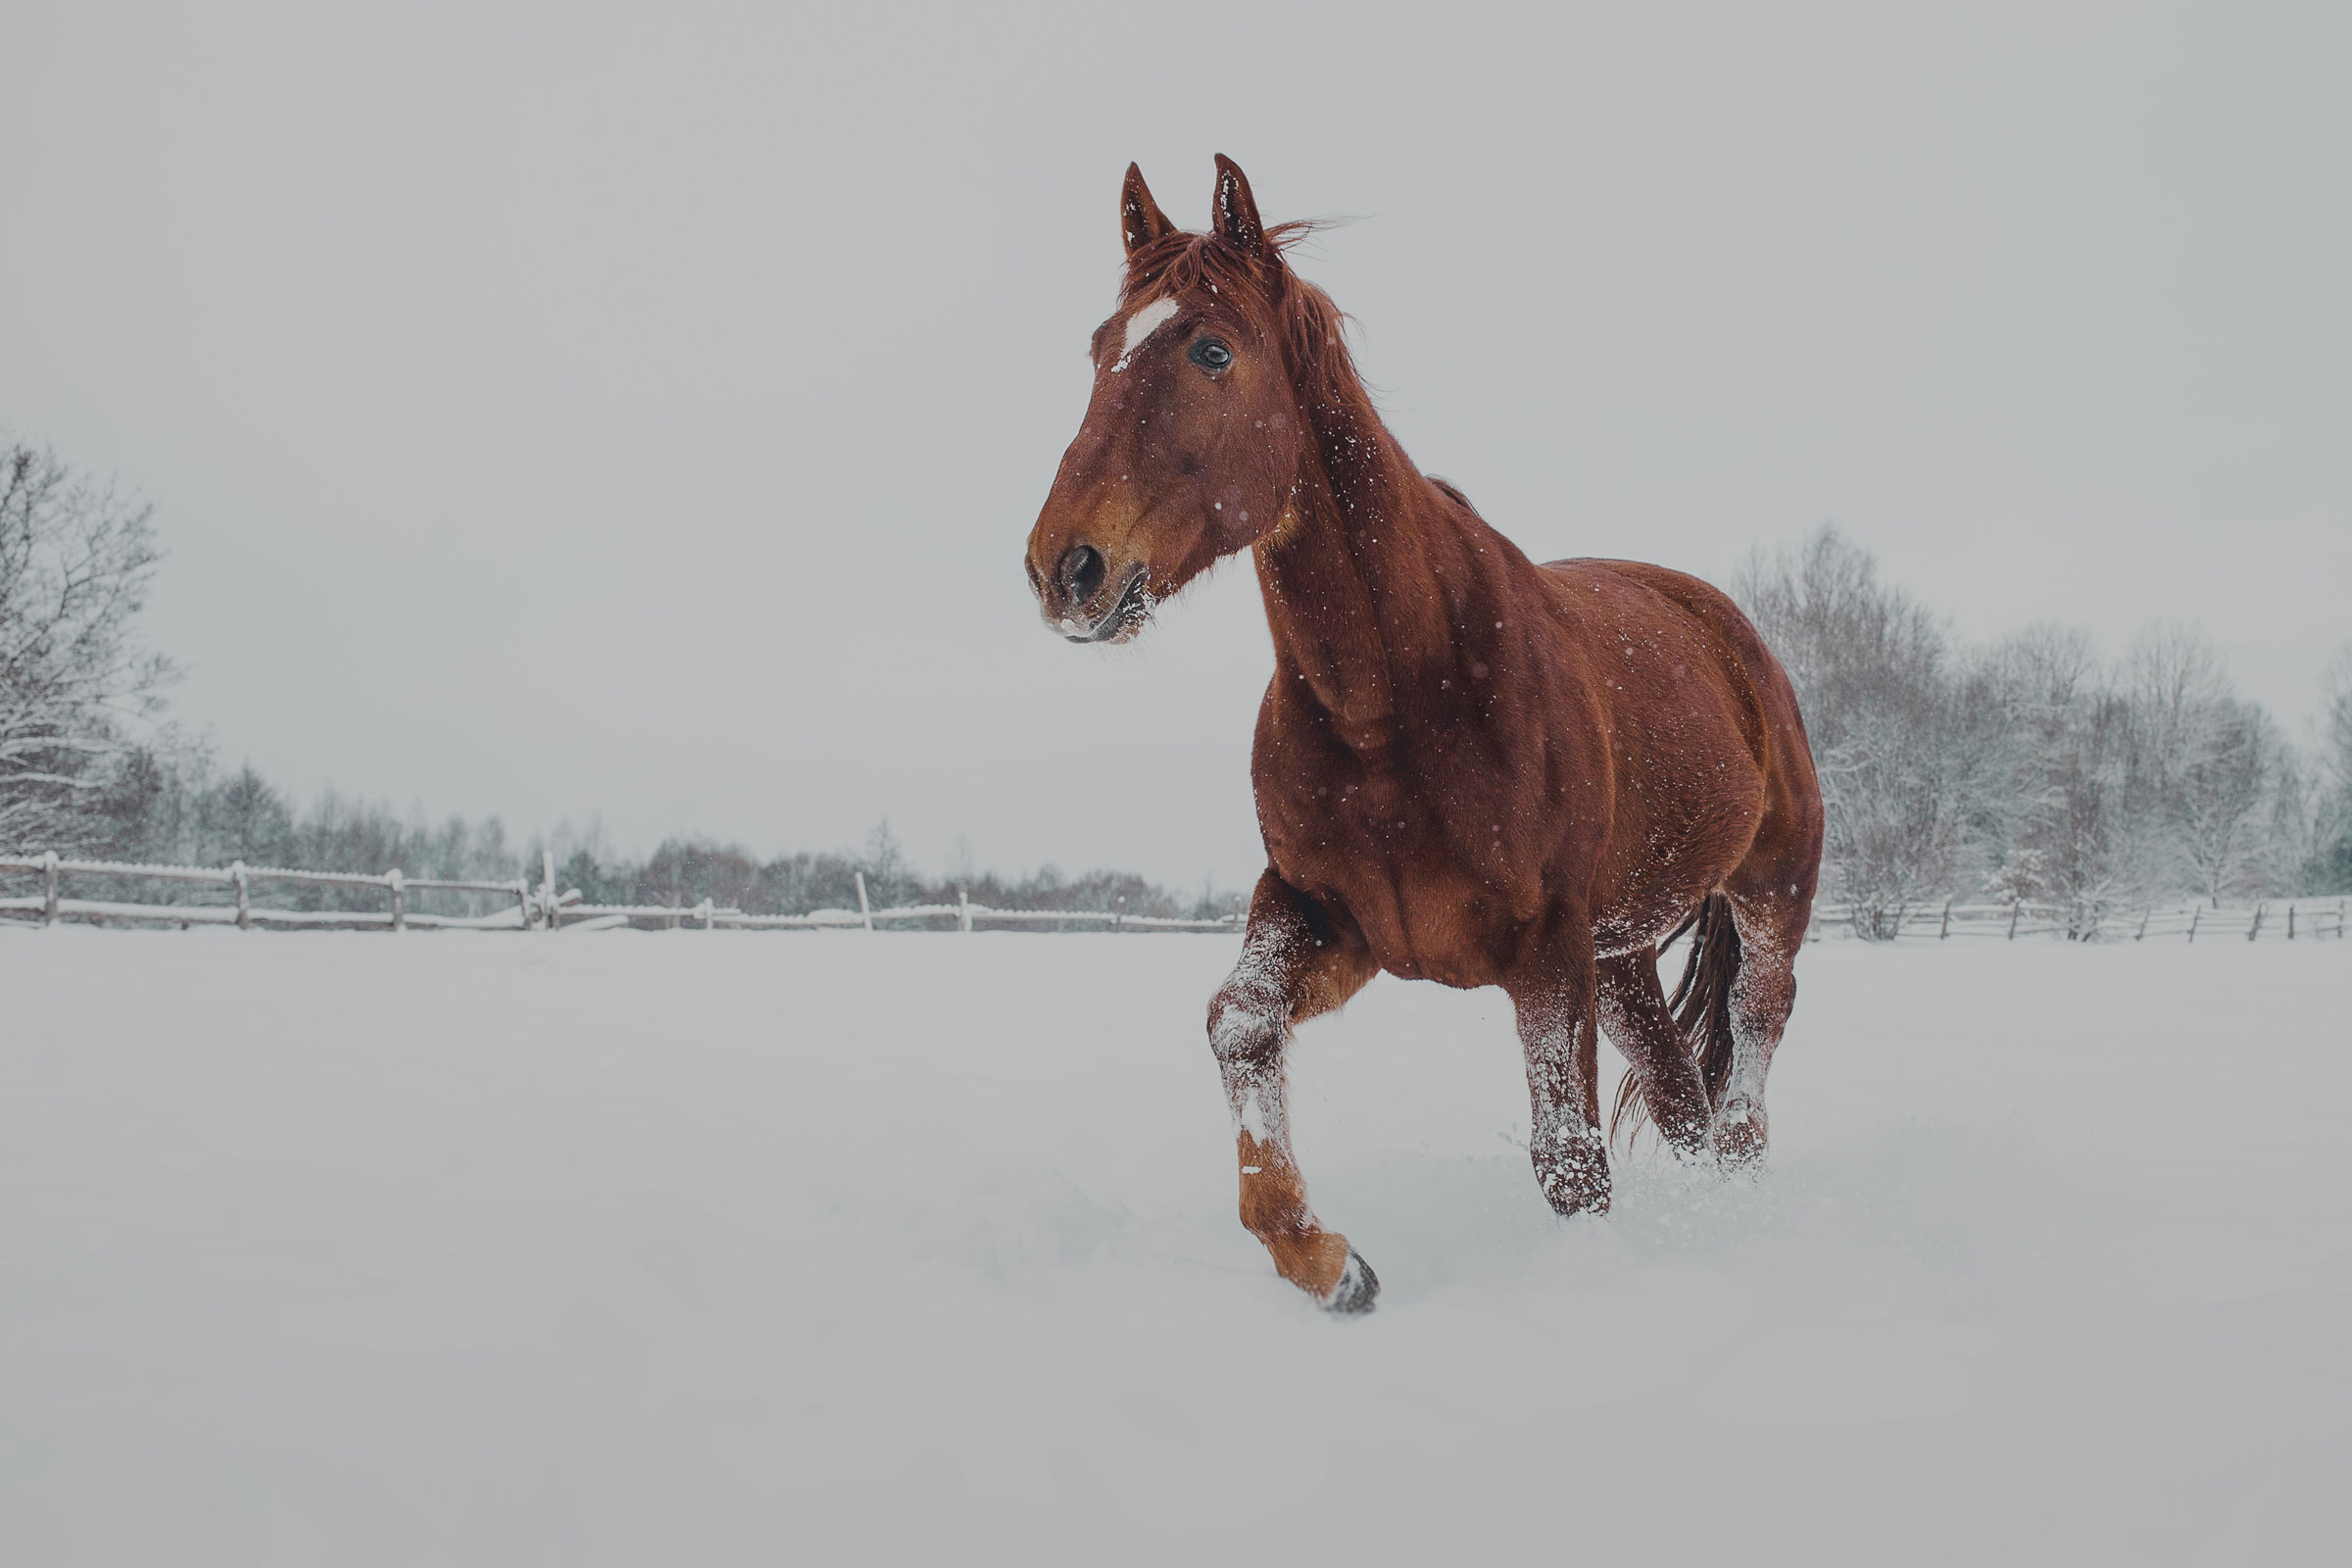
[1250,413,1477,760]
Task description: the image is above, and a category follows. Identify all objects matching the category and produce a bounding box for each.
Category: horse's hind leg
[1595,951,1711,1155]
[1207,871,1379,1311]
[1715,880,1813,1165]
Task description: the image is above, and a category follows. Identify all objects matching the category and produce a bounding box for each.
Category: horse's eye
[1189,337,1234,372]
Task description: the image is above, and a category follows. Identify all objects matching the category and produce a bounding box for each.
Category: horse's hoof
[1323,1248,1379,1315]
[1715,1099,1769,1168]
[1537,1168,1612,1216]
[1535,1129,1612,1216]
[1543,1181,1612,1217]
[1660,1115,1713,1162]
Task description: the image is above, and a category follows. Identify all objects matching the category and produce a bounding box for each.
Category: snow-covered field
[6,926,2347,1564]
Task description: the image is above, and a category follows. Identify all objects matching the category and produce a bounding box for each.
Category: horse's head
[1025,156,1319,643]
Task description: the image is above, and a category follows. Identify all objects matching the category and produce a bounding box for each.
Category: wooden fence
[1808,899,2348,943]
[5,852,2343,943]
[0,852,1240,934]
[0,853,536,931]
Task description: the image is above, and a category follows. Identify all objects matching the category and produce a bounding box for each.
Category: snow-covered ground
[6,926,2346,1564]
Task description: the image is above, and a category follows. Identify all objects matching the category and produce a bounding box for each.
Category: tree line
[1741,526,2352,937]
[0,434,1240,920]
[4,435,2347,931]
[85,751,1241,922]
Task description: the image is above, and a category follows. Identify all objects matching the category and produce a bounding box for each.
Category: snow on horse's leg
[1208,873,1378,1311]
[1510,916,1613,1218]
[1717,893,1805,1168]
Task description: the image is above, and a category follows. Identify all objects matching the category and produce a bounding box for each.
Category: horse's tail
[1609,892,1742,1148]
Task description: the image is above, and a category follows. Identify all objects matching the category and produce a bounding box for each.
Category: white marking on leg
[1722,920,1792,1129]
[1112,296,1181,370]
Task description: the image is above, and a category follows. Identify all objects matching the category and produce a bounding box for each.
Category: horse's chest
[1257,760,1525,988]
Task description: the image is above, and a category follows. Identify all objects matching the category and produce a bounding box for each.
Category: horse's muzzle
[1035,545,1151,643]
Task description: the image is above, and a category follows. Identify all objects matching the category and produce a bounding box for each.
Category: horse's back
[1542,557,1805,759]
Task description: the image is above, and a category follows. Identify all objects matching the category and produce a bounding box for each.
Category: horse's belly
[1290,845,1519,990]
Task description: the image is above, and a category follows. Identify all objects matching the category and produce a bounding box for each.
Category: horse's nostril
[1059,544,1106,605]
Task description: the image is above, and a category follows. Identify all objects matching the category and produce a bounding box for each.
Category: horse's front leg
[1510,918,1611,1216]
[1207,871,1379,1312]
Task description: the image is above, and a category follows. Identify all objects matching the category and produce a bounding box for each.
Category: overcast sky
[7,2,2346,888]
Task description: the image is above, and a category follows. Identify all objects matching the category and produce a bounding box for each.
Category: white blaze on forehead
[1112,295,1182,369]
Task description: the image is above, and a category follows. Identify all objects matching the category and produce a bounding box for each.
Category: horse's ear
[1210,153,1265,261]
[1122,164,1174,258]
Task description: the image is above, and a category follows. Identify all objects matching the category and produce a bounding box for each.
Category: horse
[1023,156,1825,1313]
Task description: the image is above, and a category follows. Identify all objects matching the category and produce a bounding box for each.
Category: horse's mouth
[1061,569,1152,644]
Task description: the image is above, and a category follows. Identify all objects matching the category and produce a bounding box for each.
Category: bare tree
[1737,525,1972,936]
[2312,644,2352,890]
[2170,699,2276,905]
[2006,682,2132,937]
[0,440,174,850]
[2325,644,2352,793]
[861,817,913,906]
[1979,625,2121,932]
[2119,625,2228,794]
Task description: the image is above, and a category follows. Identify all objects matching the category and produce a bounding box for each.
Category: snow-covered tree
[1737,526,1981,935]
[1733,529,2332,927]
[1978,626,2129,935]
[0,440,174,850]
[2168,698,2278,904]
[2310,644,2352,890]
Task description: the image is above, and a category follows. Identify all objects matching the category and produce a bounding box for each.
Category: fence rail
[1809,898,2349,943]
[0,853,1240,935]
[5,852,2342,943]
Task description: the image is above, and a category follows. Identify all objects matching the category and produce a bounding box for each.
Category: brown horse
[1024,157,1824,1313]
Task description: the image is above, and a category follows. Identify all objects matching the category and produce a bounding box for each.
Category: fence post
[231,860,251,930]
[41,851,59,926]
[1938,899,1951,940]
[2287,904,2295,941]
[515,878,533,930]
[540,851,557,932]
[856,872,872,931]
[699,898,714,931]
[1115,894,1126,932]
[958,887,971,933]
[388,868,405,934]
[2007,900,2020,941]
[2187,905,2198,943]
[2247,903,2263,943]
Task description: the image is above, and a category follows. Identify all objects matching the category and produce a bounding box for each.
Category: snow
[5,926,2348,1563]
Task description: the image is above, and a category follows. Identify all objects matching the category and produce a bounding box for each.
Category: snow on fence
[1808,898,2348,943]
[0,853,1242,935]
[0,853,535,932]
[4,852,2341,943]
